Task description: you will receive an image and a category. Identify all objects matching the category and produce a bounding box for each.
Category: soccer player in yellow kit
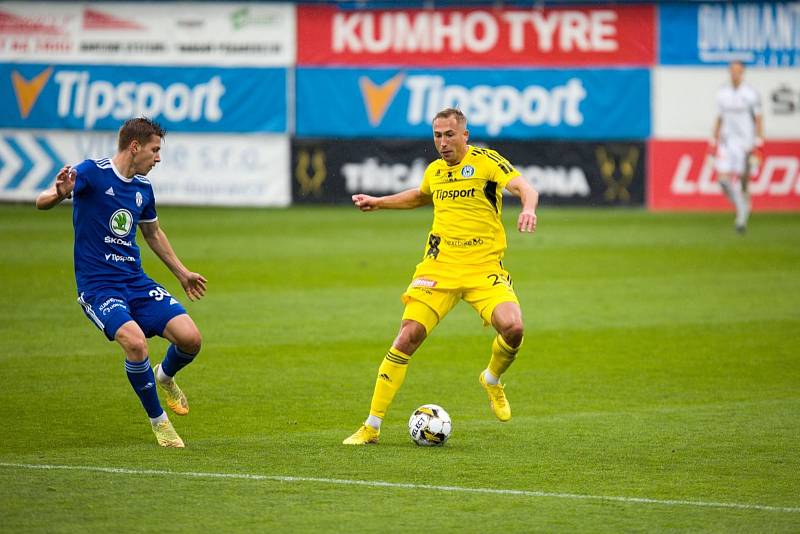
[344,108,539,445]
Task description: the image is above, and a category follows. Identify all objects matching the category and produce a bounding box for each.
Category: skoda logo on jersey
[461,165,475,178]
[109,209,133,237]
[135,192,143,207]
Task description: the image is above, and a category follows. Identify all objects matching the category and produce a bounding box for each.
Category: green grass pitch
[1,204,798,532]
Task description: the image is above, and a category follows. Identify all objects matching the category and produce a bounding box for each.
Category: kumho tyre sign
[298,5,654,66]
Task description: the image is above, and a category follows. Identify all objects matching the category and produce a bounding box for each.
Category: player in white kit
[709,61,764,233]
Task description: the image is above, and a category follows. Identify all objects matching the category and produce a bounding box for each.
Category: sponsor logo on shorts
[99,297,126,315]
[445,237,484,248]
[411,278,437,288]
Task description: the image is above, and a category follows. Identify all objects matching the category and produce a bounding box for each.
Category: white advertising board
[653,66,800,140]
[0,130,291,206]
[0,2,295,66]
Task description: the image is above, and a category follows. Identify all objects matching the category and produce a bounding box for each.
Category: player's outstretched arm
[352,188,431,212]
[139,220,207,301]
[505,177,538,233]
[36,166,76,210]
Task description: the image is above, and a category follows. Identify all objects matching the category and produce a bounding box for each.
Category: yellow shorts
[401,261,519,334]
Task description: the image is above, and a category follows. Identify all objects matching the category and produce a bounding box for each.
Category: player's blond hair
[433,108,467,127]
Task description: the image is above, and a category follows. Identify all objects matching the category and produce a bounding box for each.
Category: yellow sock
[368,347,411,419]
[487,335,522,379]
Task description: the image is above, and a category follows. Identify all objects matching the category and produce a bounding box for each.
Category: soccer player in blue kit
[36,118,206,448]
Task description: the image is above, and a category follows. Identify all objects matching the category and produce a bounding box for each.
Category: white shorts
[715,138,751,175]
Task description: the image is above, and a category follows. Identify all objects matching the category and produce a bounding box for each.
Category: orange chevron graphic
[359,72,404,127]
[11,67,52,119]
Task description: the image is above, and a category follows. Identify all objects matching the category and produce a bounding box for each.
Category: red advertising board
[297,5,654,66]
[648,140,800,211]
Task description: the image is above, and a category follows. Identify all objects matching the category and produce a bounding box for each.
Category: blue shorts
[77,278,188,341]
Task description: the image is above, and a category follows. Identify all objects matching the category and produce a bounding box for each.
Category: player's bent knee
[116,332,148,361]
[163,314,202,355]
[501,323,524,348]
[178,329,202,355]
[394,320,427,355]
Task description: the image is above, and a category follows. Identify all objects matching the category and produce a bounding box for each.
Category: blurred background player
[36,118,207,448]
[709,60,764,233]
[344,108,539,445]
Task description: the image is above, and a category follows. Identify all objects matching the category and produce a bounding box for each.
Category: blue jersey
[72,158,158,291]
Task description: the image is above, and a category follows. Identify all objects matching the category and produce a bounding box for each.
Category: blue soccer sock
[125,357,164,419]
[160,344,197,378]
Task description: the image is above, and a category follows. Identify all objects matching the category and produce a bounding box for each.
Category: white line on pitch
[1,462,798,514]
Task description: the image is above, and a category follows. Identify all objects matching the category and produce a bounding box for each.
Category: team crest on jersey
[109,209,133,237]
[135,192,143,207]
[461,165,475,178]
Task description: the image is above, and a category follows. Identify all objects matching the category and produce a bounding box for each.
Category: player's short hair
[117,117,166,151]
[433,108,467,128]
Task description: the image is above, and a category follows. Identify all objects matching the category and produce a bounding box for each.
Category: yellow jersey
[419,145,520,266]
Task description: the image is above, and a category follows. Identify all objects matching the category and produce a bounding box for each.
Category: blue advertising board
[660,2,800,66]
[296,68,650,140]
[0,64,287,132]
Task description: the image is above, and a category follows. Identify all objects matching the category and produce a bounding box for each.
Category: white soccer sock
[721,180,746,225]
[365,415,382,430]
[150,412,168,425]
[731,185,747,226]
[483,369,500,385]
[740,190,751,226]
[156,365,172,383]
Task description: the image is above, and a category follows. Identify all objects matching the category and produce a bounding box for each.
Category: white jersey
[716,82,761,150]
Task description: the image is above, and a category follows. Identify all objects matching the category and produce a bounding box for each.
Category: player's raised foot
[479,372,512,422]
[151,418,185,448]
[154,363,189,416]
[342,424,380,445]
[736,224,746,235]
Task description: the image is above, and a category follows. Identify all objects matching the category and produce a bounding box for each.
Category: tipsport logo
[358,71,586,135]
[9,66,225,128]
[11,67,53,119]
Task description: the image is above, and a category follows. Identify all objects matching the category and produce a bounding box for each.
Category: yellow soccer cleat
[342,424,380,445]
[151,419,185,448]
[154,363,189,416]
[479,372,512,422]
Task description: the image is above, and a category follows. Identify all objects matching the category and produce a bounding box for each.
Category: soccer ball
[408,404,452,446]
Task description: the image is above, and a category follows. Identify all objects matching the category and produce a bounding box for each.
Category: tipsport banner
[297,4,655,66]
[292,138,645,207]
[660,2,800,66]
[0,63,287,132]
[295,68,650,140]
[0,2,295,66]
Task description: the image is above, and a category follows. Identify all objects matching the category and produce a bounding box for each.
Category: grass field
[1,204,798,532]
